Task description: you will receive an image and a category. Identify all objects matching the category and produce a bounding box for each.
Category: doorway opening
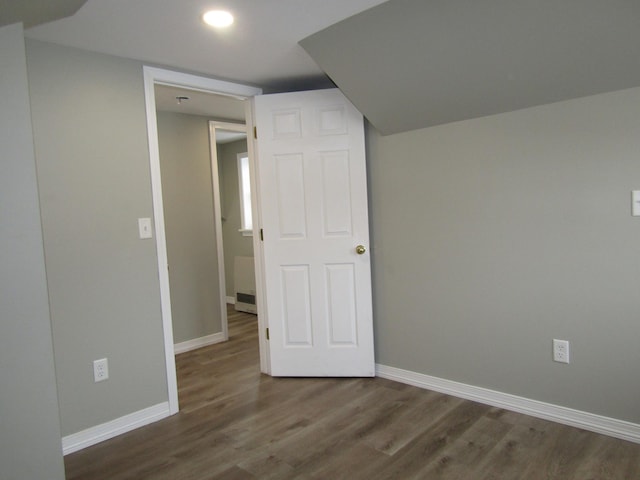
[143,66,266,414]
[209,121,257,315]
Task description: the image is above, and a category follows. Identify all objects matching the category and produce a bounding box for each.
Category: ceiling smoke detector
[176,96,190,104]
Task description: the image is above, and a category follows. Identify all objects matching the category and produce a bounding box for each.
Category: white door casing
[254,88,375,376]
[143,66,262,413]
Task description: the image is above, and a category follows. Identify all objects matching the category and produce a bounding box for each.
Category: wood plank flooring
[64,306,640,479]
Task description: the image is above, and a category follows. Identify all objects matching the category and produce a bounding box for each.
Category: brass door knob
[355,245,366,255]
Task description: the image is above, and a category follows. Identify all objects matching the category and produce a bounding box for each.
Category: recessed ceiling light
[203,10,234,28]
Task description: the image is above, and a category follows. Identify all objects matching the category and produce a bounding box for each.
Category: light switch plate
[632,191,640,217]
[138,218,153,239]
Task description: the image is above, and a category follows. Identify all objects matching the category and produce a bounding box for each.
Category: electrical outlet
[553,339,570,364]
[93,358,109,382]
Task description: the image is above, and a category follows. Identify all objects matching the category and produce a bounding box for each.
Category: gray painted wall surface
[12,34,640,451]
[301,0,640,135]
[0,24,65,480]
[26,40,168,436]
[366,87,640,423]
[218,139,254,296]
[157,111,222,343]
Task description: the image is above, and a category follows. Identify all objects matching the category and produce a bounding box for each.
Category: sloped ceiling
[0,0,86,28]
[300,0,640,135]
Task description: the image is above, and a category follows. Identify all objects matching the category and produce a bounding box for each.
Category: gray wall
[218,139,254,296]
[367,86,640,423]
[26,40,168,436]
[0,24,65,480]
[157,111,222,343]
[12,32,640,455]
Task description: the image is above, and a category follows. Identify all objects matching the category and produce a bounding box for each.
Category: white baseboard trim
[226,296,235,305]
[376,364,640,444]
[174,332,225,355]
[62,402,171,455]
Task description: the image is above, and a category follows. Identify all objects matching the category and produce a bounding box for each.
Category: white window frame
[237,152,253,236]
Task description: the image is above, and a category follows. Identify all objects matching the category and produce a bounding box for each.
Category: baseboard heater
[234,256,256,314]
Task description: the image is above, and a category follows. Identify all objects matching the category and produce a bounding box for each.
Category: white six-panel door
[254,89,374,376]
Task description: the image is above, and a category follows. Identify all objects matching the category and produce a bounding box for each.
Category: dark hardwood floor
[64,306,640,479]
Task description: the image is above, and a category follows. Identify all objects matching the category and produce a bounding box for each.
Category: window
[237,153,252,235]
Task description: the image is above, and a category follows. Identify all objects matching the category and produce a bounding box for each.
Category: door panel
[254,88,374,376]
[321,151,353,236]
[281,265,313,346]
[325,263,358,345]
[275,153,307,237]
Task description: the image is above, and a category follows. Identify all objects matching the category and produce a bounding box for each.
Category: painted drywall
[301,0,640,135]
[366,86,640,423]
[218,139,254,296]
[26,39,168,436]
[157,111,222,343]
[14,31,640,451]
[0,24,65,480]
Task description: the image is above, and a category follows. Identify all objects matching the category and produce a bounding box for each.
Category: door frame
[207,119,248,324]
[142,66,263,414]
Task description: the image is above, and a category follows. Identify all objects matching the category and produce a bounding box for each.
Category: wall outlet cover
[93,358,109,382]
[553,339,570,364]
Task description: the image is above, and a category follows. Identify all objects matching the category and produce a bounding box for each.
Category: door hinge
[265,327,269,340]
[260,228,264,241]
[253,126,257,139]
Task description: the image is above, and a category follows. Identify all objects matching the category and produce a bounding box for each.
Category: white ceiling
[24,0,389,92]
[154,84,246,121]
[214,130,247,145]
[14,0,640,134]
[154,84,247,143]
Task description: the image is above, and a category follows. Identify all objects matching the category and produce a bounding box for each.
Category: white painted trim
[146,67,261,99]
[143,66,262,416]
[376,364,640,444]
[174,332,225,354]
[62,402,170,455]
[237,151,252,233]
[143,68,179,415]
[226,296,236,304]
[208,120,245,343]
[246,99,270,374]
